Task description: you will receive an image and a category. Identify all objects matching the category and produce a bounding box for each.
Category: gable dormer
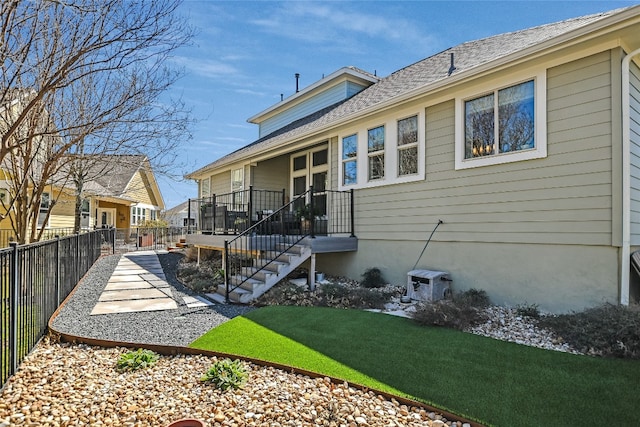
[248,66,378,138]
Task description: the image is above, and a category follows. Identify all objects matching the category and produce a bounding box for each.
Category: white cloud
[174,56,239,79]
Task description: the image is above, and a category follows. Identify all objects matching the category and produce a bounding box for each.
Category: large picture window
[455,72,546,170]
[342,134,357,185]
[465,80,534,159]
[368,125,385,181]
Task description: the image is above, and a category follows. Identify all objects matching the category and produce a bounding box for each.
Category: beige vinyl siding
[125,172,153,205]
[630,60,640,244]
[253,156,289,194]
[354,51,614,246]
[210,171,230,195]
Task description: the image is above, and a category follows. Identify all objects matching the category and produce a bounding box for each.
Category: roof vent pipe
[448,52,456,76]
[280,93,283,101]
[295,73,300,93]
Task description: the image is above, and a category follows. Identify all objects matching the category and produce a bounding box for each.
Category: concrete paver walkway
[91,251,176,315]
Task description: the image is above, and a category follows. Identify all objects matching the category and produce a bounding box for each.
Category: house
[186,6,640,312]
[163,200,197,228]
[0,154,164,244]
[77,155,165,230]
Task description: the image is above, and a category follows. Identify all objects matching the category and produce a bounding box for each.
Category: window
[455,73,546,169]
[397,115,418,176]
[80,199,90,228]
[39,192,50,213]
[342,134,357,186]
[201,178,210,198]
[312,149,328,167]
[368,125,385,181]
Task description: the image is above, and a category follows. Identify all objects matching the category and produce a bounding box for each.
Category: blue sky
[159,0,638,208]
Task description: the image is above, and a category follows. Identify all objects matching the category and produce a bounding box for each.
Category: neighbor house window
[80,199,90,228]
[455,73,546,170]
[397,115,418,176]
[342,134,357,185]
[368,125,385,181]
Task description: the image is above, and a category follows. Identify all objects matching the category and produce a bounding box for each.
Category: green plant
[201,358,248,390]
[539,303,640,359]
[295,204,321,220]
[116,349,159,372]
[360,267,386,288]
[516,302,541,319]
[454,288,490,308]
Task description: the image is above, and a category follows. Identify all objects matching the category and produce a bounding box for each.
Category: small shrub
[539,303,640,359]
[201,358,248,390]
[116,349,159,372]
[516,302,541,319]
[454,288,490,308]
[411,299,488,330]
[360,267,385,288]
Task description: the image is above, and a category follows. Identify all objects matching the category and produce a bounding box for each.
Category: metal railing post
[248,186,253,227]
[111,228,116,254]
[135,227,139,251]
[309,186,315,238]
[350,189,355,237]
[187,199,192,235]
[224,240,230,303]
[9,242,18,375]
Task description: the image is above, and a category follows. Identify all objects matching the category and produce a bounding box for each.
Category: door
[290,145,328,215]
[97,208,116,228]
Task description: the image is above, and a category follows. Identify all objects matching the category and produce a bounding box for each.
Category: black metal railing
[112,226,189,253]
[189,186,354,238]
[223,192,310,303]
[189,187,285,235]
[1,228,114,389]
[221,187,355,302]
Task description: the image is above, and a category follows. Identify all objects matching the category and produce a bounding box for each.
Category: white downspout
[621,47,640,306]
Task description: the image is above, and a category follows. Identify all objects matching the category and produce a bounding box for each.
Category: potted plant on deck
[295,204,321,234]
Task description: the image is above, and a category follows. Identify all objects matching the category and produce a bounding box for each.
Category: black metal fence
[1,228,114,389]
[112,226,189,253]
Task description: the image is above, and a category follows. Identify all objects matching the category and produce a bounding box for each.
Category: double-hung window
[342,134,358,186]
[338,111,424,190]
[455,72,546,169]
[397,115,418,176]
[368,125,385,181]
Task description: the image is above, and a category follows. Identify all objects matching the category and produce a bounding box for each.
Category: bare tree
[0,0,193,241]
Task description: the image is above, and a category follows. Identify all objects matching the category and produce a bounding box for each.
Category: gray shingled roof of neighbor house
[188,7,629,177]
[76,155,147,200]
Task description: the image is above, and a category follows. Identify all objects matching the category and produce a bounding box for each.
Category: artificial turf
[190,305,640,426]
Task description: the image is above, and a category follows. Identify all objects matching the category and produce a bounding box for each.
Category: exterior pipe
[621,47,640,306]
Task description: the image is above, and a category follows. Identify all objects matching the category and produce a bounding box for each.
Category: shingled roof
[188,6,633,178]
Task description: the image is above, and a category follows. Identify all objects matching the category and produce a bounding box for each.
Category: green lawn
[190,306,640,427]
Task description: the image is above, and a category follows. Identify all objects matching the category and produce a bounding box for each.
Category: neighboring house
[186,6,640,312]
[164,200,197,228]
[78,155,165,230]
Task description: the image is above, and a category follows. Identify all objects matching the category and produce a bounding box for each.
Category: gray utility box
[406,269,451,302]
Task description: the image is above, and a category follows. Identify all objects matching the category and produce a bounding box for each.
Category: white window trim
[338,110,426,190]
[454,70,547,170]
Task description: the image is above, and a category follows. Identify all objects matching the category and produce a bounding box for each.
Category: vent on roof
[448,52,456,76]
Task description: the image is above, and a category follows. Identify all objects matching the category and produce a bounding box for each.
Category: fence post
[75,233,80,282]
[111,228,116,254]
[135,227,139,251]
[55,235,61,306]
[9,242,18,375]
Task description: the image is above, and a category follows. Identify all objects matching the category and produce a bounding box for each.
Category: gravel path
[50,252,255,346]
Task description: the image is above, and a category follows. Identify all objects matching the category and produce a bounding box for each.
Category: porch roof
[186,6,638,180]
